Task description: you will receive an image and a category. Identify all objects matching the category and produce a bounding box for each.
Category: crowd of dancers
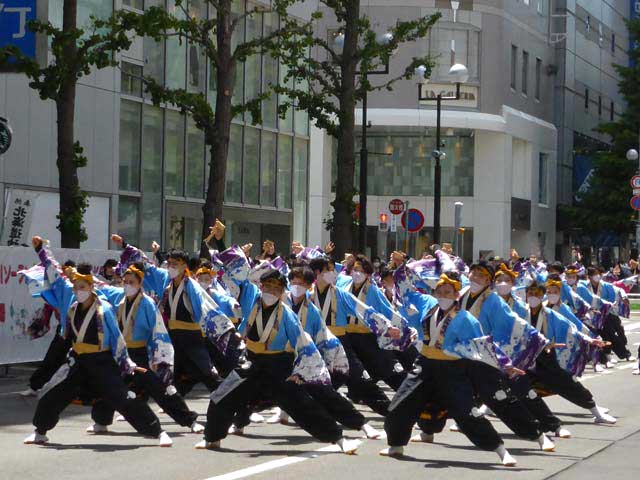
[16,220,639,467]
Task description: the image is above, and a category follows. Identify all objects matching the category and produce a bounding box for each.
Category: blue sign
[631,0,640,66]
[401,208,425,233]
[0,0,36,60]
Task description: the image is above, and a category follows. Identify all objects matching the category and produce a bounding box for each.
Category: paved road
[1,320,640,480]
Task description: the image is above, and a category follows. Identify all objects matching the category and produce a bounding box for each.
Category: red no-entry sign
[389,199,405,215]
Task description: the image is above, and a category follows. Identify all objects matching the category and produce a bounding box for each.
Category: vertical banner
[1,189,38,246]
[0,247,122,365]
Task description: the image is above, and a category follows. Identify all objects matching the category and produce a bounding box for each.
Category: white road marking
[624,322,640,331]
[201,444,350,480]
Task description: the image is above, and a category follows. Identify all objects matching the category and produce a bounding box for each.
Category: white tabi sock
[537,434,555,452]
[495,444,517,466]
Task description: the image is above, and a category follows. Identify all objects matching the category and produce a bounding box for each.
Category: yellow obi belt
[73,342,109,355]
[328,326,346,336]
[126,339,147,349]
[245,339,287,355]
[346,323,370,334]
[168,319,201,332]
[421,345,458,361]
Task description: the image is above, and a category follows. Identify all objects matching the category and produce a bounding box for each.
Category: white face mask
[591,275,601,283]
[75,290,91,303]
[124,284,139,298]
[351,271,367,285]
[290,285,308,298]
[262,292,279,307]
[199,281,210,290]
[168,267,181,279]
[437,298,455,311]
[527,296,542,308]
[566,277,577,286]
[469,281,485,294]
[547,293,560,305]
[495,282,512,296]
[322,270,337,285]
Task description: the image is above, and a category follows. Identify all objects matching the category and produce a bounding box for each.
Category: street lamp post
[416,63,468,246]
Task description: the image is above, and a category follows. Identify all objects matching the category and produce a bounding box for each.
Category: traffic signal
[379,212,389,232]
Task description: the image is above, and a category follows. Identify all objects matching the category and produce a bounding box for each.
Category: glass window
[187,0,207,93]
[293,138,308,243]
[165,110,185,196]
[123,0,143,10]
[510,45,517,89]
[243,127,260,205]
[342,128,475,197]
[226,123,243,203]
[121,62,143,97]
[294,76,309,136]
[118,197,139,246]
[277,135,292,209]
[143,37,165,97]
[260,131,277,206]
[427,26,479,83]
[232,0,245,111]
[49,0,112,30]
[186,117,205,198]
[522,50,528,95]
[262,12,279,128]
[166,0,187,90]
[278,59,293,131]
[245,8,263,110]
[538,153,548,205]
[141,105,163,249]
[535,58,541,100]
[119,100,141,192]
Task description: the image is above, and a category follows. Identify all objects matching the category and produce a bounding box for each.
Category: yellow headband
[495,263,517,280]
[545,279,563,289]
[565,268,578,275]
[73,272,94,285]
[124,265,144,281]
[473,266,492,280]
[195,267,215,277]
[436,273,462,291]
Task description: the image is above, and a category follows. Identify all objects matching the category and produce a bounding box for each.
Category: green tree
[270,0,440,257]
[0,0,132,247]
[563,19,640,241]
[116,0,297,257]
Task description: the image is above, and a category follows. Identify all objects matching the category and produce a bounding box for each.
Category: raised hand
[151,240,161,253]
[324,241,335,254]
[31,236,42,249]
[111,234,124,247]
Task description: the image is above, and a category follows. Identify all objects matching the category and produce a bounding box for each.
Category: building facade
[0,0,311,254]
[308,0,628,263]
[553,0,630,263]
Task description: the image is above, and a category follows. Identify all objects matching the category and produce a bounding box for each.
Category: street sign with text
[0,0,36,62]
[389,199,405,215]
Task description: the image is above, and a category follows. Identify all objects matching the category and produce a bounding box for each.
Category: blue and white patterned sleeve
[102,301,136,374]
[282,307,332,385]
[140,296,174,371]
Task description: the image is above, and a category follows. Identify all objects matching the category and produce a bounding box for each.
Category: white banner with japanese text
[0,246,122,365]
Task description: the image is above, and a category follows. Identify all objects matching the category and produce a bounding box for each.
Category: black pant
[91,348,198,428]
[29,332,71,391]
[33,351,161,437]
[511,374,562,433]
[170,329,221,396]
[303,383,365,430]
[347,332,406,390]
[332,334,392,416]
[385,357,502,451]
[599,314,631,360]
[468,362,543,441]
[526,350,595,410]
[394,345,419,374]
[204,352,342,443]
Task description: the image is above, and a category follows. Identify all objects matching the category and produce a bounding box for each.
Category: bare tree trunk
[56,0,81,248]
[200,0,234,258]
[332,0,360,259]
